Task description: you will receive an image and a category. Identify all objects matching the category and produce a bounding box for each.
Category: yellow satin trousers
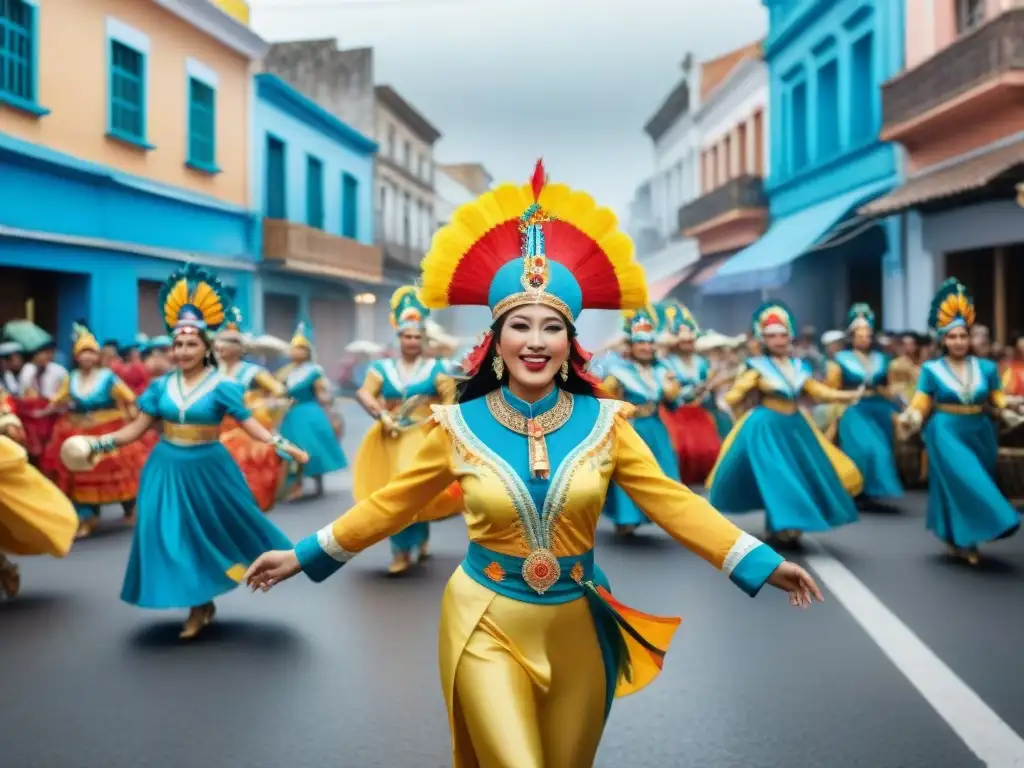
[440,567,608,768]
[0,436,77,557]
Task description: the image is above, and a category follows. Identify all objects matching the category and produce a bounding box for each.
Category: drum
[895,432,927,488]
[996,424,1024,506]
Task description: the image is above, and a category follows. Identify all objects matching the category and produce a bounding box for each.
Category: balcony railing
[882,9,1024,129]
[263,219,383,283]
[677,175,766,233]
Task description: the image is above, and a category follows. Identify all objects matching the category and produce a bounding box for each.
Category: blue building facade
[250,73,378,350]
[703,0,907,332]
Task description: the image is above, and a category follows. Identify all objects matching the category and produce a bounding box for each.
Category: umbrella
[247,334,289,356]
[345,340,383,355]
[2,320,53,354]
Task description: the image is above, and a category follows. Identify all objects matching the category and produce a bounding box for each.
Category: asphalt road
[3,405,1023,768]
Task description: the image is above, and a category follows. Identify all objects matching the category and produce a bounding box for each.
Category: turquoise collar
[501,385,560,419]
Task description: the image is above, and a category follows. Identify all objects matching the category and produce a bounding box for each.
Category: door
[264,293,299,342]
[0,267,59,333]
[310,293,355,370]
[137,280,165,337]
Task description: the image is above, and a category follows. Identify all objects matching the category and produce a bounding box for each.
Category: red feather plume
[530,159,546,202]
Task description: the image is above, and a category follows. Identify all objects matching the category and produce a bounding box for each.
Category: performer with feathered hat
[277,318,347,501]
[244,161,821,766]
[600,304,681,536]
[659,301,729,485]
[216,308,291,513]
[60,264,306,639]
[0,388,78,599]
[707,301,864,548]
[821,303,904,509]
[38,323,153,538]
[351,286,461,574]
[896,279,1022,565]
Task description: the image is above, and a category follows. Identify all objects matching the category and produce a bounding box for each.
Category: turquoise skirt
[390,521,429,556]
[838,396,903,499]
[121,440,293,609]
[922,412,1020,548]
[603,412,679,527]
[710,407,859,533]
[281,400,347,477]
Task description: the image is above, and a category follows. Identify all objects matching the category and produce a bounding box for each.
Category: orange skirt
[220,418,286,513]
[41,412,155,505]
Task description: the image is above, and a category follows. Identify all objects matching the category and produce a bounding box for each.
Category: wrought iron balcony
[262,219,383,283]
[882,9,1024,130]
[677,175,767,234]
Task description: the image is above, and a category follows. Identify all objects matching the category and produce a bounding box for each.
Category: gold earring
[560,360,569,381]
[492,355,505,378]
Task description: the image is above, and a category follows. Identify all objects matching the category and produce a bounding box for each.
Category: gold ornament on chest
[485,389,573,480]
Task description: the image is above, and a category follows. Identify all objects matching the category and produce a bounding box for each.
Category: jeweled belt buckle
[522,548,560,595]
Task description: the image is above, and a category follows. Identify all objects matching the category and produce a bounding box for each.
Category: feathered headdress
[665,300,700,341]
[218,307,245,343]
[71,322,100,357]
[390,286,430,334]
[622,304,659,344]
[846,303,875,333]
[752,301,795,341]
[159,263,228,337]
[291,318,314,350]
[928,278,975,336]
[654,303,677,343]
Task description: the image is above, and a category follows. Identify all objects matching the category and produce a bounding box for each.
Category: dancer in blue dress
[278,320,347,501]
[707,301,864,549]
[60,264,307,639]
[823,304,904,509]
[897,279,1022,565]
[601,305,680,536]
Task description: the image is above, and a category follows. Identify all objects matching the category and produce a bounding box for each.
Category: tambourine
[60,435,102,472]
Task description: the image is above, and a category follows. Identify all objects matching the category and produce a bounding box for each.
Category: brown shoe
[179,602,216,640]
[387,553,412,575]
[0,555,20,599]
[75,516,100,540]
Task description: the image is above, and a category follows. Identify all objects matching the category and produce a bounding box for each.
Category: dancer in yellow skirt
[0,388,78,599]
[245,161,822,767]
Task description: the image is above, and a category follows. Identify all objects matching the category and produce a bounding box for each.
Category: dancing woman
[707,302,864,548]
[822,304,904,508]
[245,162,822,768]
[600,305,680,536]
[897,279,1021,565]
[352,286,460,574]
[0,388,78,599]
[39,324,151,538]
[60,265,307,639]
[216,309,291,512]
[277,320,347,500]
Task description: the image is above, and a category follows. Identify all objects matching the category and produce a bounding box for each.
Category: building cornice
[762,0,838,59]
[375,85,442,145]
[153,0,268,60]
[256,74,378,155]
[644,79,691,142]
[694,56,765,126]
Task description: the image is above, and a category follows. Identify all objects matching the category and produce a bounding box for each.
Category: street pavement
[2,403,1023,767]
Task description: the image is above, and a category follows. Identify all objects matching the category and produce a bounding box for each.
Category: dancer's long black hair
[457,313,602,404]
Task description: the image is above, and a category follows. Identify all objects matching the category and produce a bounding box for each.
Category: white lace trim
[722,532,760,576]
[316,525,356,563]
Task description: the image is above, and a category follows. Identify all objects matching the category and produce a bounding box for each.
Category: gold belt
[761,396,798,415]
[162,423,221,445]
[68,409,123,427]
[936,404,983,415]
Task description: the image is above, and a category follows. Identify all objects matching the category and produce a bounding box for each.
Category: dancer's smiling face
[763,330,790,357]
[398,329,423,359]
[495,305,570,394]
[173,333,208,372]
[943,326,970,359]
[76,349,99,371]
[630,341,655,362]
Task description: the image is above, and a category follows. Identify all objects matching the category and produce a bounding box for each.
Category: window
[403,140,411,169]
[402,192,411,246]
[956,0,985,34]
[850,33,875,144]
[341,173,358,239]
[306,155,324,229]
[387,125,396,158]
[417,154,425,179]
[790,80,808,172]
[187,78,216,170]
[265,135,286,218]
[109,39,147,144]
[0,0,40,109]
[816,59,840,159]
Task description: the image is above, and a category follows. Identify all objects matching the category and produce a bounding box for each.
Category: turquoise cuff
[729,542,784,597]
[296,532,345,583]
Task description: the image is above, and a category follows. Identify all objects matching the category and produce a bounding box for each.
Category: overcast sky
[248,0,766,217]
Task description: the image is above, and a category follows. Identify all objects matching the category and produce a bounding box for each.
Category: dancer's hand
[286,445,310,465]
[767,562,824,608]
[244,550,301,592]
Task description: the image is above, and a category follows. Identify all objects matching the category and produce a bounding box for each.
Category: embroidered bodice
[723,356,845,409]
[917,357,1002,407]
[832,350,889,389]
[55,368,134,413]
[366,357,447,401]
[220,360,284,395]
[282,362,327,404]
[665,354,710,386]
[603,359,674,409]
[138,370,250,426]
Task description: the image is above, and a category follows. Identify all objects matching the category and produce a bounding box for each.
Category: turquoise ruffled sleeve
[137,376,165,418]
[215,380,252,421]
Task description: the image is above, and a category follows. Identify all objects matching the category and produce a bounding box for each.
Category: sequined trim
[485,388,573,436]
[483,561,506,582]
[491,291,573,322]
[722,532,760,576]
[316,524,357,563]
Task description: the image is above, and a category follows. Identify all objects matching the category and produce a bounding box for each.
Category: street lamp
[354,292,377,305]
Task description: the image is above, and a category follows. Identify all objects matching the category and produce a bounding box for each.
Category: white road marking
[803,541,1024,768]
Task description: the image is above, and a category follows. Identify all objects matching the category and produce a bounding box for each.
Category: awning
[686,251,733,285]
[701,178,892,296]
[859,138,1024,217]
[640,237,700,301]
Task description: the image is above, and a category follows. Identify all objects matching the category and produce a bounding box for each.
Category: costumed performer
[0,388,78,599]
[600,304,680,536]
[896,279,1022,565]
[821,304,904,509]
[277,319,347,501]
[707,301,864,549]
[59,264,307,639]
[244,160,823,768]
[353,287,462,574]
[142,335,173,380]
[216,308,291,513]
[5,322,66,467]
[39,323,153,538]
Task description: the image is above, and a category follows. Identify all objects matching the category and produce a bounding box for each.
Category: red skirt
[41,411,154,505]
[220,418,285,513]
[662,404,722,485]
[14,396,58,464]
